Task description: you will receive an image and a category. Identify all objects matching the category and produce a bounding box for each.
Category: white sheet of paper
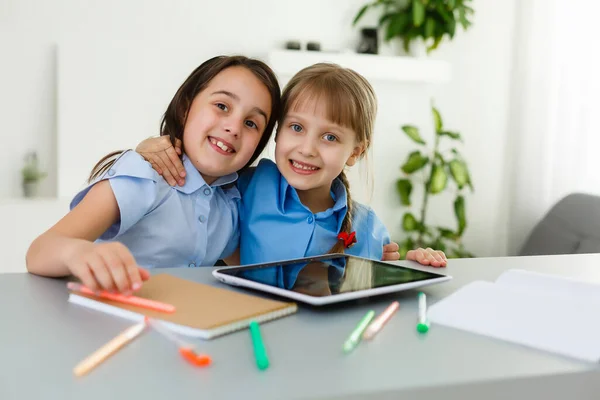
[428,270,600,363]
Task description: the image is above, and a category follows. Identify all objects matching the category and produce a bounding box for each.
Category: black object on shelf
[285,41,301,50]
[306,42,321,51]
[357,28,378,55]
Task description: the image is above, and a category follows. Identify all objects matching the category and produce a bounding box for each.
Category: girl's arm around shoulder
[26,181,149,293]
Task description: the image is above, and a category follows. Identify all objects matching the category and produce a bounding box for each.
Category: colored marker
[73,320,147,377]
[67,282,176,313]
[249,321,269,370]
[146,317,211,367]
[417,292,429,333]
[343,310,375,353]
[363,301,400,340]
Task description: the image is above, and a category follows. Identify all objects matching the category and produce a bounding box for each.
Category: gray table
[2,254,600,400]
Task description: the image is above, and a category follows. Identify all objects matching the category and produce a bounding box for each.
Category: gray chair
[519,193,600,256]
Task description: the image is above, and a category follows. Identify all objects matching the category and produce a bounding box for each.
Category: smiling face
[183,66,272,184]
[274,95,364,202]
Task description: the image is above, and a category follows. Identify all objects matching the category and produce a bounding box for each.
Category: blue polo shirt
[70,150,240,268]
[238,159,390,288]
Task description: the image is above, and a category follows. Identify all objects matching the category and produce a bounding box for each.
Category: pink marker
[363,301,400,340]
[67,282,176,313]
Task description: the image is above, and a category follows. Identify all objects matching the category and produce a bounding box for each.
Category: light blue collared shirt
[70,150,240,268]
[237,159,391,288]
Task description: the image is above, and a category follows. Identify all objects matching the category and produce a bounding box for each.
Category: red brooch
[337,231,357,248]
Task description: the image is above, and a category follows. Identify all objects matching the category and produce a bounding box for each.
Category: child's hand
[65,242,150,294]
[406,248,447,268]
[136,136,185,187]
[382,242,400,261]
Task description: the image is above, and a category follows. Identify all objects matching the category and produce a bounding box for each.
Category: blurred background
[1,0,599,272]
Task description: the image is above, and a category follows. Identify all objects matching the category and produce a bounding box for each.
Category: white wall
[428,1,518,257]
[0,0,518,272]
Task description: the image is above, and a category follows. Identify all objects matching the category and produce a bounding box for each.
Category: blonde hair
[338,258,374,293]
[279,63,378,254]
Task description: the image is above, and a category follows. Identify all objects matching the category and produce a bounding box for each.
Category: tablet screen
[218,255,446,297]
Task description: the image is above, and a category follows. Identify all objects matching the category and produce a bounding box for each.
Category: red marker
[67,282,176,313]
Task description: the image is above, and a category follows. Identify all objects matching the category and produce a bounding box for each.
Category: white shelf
[267,50,451,84]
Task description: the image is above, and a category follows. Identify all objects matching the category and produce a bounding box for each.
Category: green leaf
[399,237,414,259]
[438,227,459,240]
[450,247,475,259]
[454,195,466,235]
[436,3,452,22]
[424,17,436,39]
[429,163,448,194]
[448,18,457,38]
[422,225,435,237]
[401,151,429,174]
[434,151,445,163]
[449,159,469,189]
[396,179,413,206]
[467,177,474,191]
[402,212,419,232]
[352,4,370,26]
[458,7,471,30]
[412,0,425,26]
[433,238,447,253]
[378,12,395,28]
[427,35,443,53]
[401,125,426,144]
[386,12,410,40]
[448,249,463,259]
[438,131,461,140]
[448,0,456,8]
[402,37,411,53]
[432,106,443,132]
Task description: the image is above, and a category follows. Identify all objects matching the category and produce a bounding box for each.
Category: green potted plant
[396,103,475,258]
[353,0,474,55]
[21,151,46,198]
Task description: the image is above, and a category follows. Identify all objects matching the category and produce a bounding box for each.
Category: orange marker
[363,301,400,340]
[146,317,211,367]
[67,282,176,313]
[74,320,147,377]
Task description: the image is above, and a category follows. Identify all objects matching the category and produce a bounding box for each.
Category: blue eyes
[289,124,338,142]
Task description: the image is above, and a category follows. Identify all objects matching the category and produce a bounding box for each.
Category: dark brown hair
[89,55,281,182]
[278,63,377,254]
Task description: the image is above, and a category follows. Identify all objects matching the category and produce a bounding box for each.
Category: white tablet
[212,253,452,305]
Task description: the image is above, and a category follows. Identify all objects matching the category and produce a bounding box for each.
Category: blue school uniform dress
[237,159,390,289]
[70,150,240,268]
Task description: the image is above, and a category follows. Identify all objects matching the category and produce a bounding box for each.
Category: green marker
[343,310,375,353]
[249,321,269,370]
[417,292,429,333]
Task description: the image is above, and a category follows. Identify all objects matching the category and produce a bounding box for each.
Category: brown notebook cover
[68,273,297,339]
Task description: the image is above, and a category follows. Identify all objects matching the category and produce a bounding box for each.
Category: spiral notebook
[68,273,298,339]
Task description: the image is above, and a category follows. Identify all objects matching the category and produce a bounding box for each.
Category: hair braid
[329,170,353,254]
